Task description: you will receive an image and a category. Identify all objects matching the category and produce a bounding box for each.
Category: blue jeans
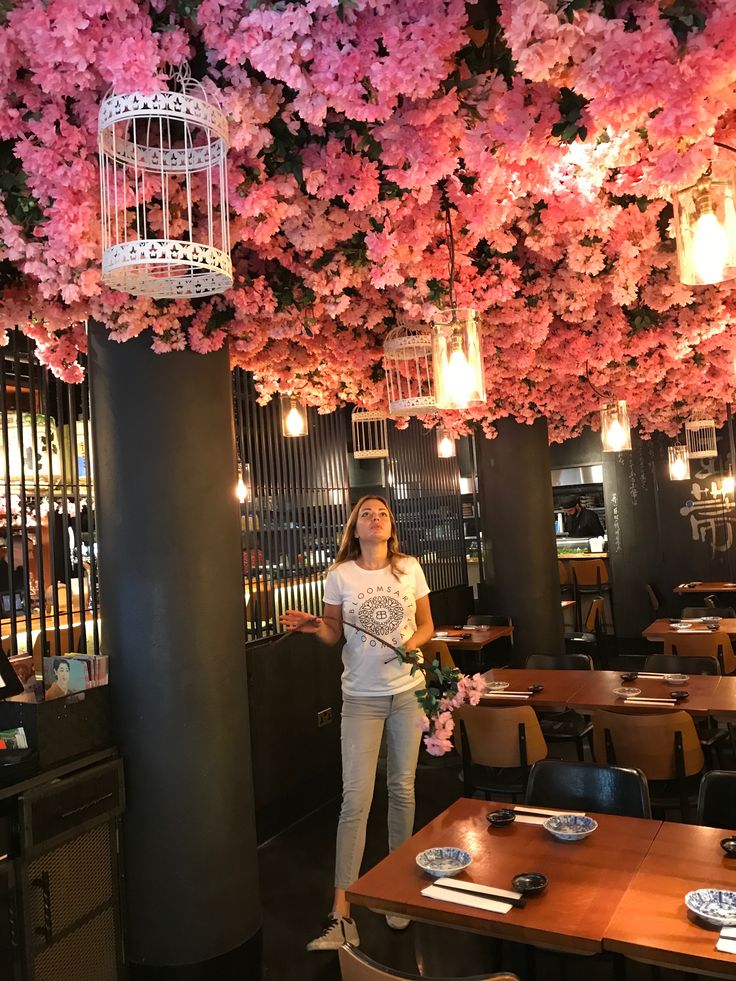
[335,688,423,890]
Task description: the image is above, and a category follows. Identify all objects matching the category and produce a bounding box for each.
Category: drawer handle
[59,791,114,820]
[32,872,53,947]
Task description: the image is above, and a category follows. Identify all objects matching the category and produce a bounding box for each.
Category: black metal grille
[0,331,100,695]
[386,419,466,592]
[24,824,120,981]
[233,371,351,640]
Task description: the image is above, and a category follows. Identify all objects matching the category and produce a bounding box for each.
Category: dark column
[475,417,564,658]
[88,327,261,977]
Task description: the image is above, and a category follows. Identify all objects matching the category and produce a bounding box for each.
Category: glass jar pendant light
[673,143,736,286]
[431,188,485,411]
[668,443,689,481]
[280,394,309,437]
[600,400,632,453]
[436,427,456,459]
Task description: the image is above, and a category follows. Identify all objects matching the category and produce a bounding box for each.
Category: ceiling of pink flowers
[1,0,736,438]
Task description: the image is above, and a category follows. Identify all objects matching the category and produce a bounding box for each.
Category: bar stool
[570,559,611,633]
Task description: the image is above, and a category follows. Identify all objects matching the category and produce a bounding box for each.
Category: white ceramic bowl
[663,674,689,685]
[416,847,472,879]
[543,814,598,842]
[685,888,736,926]
[613,687,641,698]
[485,681,510,692]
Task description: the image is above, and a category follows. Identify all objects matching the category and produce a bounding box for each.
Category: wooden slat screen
[233,371,351,640]
[386,419,467,591]
[0,331,100,694]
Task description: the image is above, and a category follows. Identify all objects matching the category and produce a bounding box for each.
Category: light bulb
[285,403,305,437]
[605,419,627,452]
[692,210,729,284]
[236,477,247,503]
[438,435,454,458]
[723,475,735,496]
[444,344,474,408]
[671,457,688,481]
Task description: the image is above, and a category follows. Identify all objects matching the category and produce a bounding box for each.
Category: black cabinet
[0,752,125,981]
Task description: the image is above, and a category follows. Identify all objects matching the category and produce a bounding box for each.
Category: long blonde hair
[334,495,409,579]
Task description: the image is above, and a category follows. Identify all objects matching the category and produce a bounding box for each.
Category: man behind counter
[562,496,604,539]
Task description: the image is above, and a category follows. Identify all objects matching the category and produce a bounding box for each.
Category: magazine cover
[43,655,89,700]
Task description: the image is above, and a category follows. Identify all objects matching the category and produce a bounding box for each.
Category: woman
[280,495,434,951]
[45,657,72,700]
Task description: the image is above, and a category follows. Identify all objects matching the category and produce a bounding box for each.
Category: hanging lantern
[236,463,250,503]
[685,418,718,459]
[722,471,735,497]
[600,400,632,453]
[436,428,456,459]
[673,144,736,286]
[432,308,486,410]
[280,395,308,438]
[0,412,61,486]
[352,411,389,459]
[668,443,689,481]
[98,66,232,298]
[383,321,439,417]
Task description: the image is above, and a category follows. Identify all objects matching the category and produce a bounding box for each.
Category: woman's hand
[280,610,322,633]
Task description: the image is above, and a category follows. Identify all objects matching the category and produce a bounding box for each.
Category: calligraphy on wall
[680,459,736,555]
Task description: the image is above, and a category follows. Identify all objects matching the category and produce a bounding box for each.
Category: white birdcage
[383,321,438,417]
[98,66,232,298]
[352,411,389,459]
[685,418,718,459]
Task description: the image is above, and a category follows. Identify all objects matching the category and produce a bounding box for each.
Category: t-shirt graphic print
[323,557,430,696]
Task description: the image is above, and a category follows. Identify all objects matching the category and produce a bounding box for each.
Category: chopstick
[623,697,677,705]
[512,806,586,817]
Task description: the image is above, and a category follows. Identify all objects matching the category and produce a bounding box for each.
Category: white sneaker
[386,913,411,930]
[306,914,360,951]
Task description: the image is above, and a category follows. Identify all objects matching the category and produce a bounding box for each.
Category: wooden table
[604,822,736,978]
[347,797,661,955]
[570,670,721,717]
[702,676,736,720]
[643,618,736,641]
[481,668,594,709]
[433,626,513,652]
[674,581,736,595]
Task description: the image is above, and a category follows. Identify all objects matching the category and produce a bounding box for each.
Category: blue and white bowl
[416,847,472,878]
[543,814,598,842]
[685,889,736,927]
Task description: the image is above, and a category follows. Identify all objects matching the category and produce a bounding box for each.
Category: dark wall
[549,428,603,468]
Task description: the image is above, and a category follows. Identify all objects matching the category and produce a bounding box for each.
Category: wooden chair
[592,709,704,820]
[421,639,457,672]
[569,597,607,667]
[524,653,594,760]
[558,560,573,598]
[682,605,736,618]
[456,704,547,802]
[645,582,664,615]
[697,770,736,829]
[570,560,611,631]
[665,630,736,674]
[339,943,519,981]
[526,759,651,819]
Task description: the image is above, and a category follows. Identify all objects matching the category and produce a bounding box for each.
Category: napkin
[421,883,513,914]
[716,927,736,954]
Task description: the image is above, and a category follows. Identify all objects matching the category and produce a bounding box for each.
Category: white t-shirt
[322,557,430,696]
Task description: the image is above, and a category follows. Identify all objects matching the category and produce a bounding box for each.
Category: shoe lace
[316,914,342,938]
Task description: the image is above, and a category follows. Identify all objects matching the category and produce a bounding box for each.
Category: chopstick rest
[433,877,525,908]
[421,883,515,914]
